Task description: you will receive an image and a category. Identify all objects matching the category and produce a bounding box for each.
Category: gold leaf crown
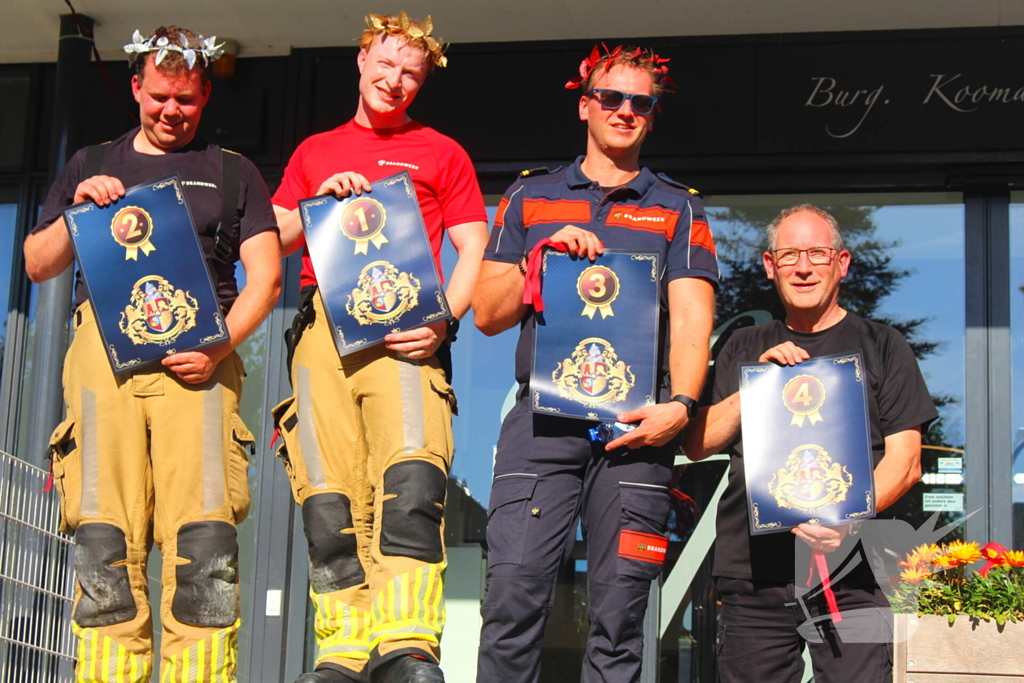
[362,11,448,70]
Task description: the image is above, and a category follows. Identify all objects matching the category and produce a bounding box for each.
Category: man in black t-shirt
[23,26,280,682]
[684,204,936,683]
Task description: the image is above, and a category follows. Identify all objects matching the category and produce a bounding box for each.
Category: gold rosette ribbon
[352,232,388,256]
[791,409,823,428]
[581,301,614,319]
[124,240,156,261]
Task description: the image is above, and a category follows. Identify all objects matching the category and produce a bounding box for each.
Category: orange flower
[1005,550,1024,568]
[935,542,983,567]
[900,544,942,569]
[900,566,932,584]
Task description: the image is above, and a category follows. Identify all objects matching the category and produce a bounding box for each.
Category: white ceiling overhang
[5,0,1024,63]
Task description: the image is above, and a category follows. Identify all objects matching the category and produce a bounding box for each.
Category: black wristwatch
[670,394,698,420]
[446,317,460,342]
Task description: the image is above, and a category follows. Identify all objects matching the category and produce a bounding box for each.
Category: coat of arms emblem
[768,444,854,514]
[119,275,199,345]
[552,338,635,406]
[346,260,420,326]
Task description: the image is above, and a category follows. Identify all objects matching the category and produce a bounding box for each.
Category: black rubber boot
[294,666,362,683]
[373,656,445,683]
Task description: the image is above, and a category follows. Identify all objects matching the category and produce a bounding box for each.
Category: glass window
[1008,194,1024,549]
[0,186,40,459]
[442,202,517,508]
[0,195,18,385]
[705,193,966,529]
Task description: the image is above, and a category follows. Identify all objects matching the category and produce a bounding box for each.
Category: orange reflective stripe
[493,197,511,228]
[521,199,591,227]
[690,220,716,254]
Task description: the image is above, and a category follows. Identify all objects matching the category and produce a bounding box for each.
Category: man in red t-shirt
[271,12,487,683]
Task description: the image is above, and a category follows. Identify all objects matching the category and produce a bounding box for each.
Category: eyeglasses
[771,247,838,267]
[587,89,659,115]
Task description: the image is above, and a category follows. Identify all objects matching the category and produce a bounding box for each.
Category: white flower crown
[123,30,225,69]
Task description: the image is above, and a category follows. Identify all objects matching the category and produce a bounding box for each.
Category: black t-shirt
[33,128,278,309]
[709,313,938,582]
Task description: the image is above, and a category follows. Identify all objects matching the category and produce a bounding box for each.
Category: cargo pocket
[271,396,303,503]
[427,373,457,462]
[228,414,255,523]
[617,482,671,580]
[48,419,80,533]
[486,473,538,566]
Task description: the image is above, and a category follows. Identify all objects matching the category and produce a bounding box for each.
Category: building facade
[1,20,1023,682]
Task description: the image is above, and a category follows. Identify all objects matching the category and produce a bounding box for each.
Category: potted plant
[890,541,1024,681]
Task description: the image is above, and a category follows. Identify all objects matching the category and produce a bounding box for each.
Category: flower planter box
[893,613,1024,682]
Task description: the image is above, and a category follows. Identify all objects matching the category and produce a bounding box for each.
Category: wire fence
[0,449,76,683]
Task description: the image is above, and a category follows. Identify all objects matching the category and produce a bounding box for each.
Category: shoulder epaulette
[655,172,701,196]
[520,166,561,178]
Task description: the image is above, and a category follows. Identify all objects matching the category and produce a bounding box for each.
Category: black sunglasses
[587,89,659,115]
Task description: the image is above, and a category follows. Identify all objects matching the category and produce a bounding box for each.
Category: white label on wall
[937,457,963,473]
[922,492,964,512]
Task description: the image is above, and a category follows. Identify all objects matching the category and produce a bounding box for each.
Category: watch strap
[670,394,698,419]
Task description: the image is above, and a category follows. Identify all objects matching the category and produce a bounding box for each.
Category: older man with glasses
[684,204,937,683]
[472,44,719,683]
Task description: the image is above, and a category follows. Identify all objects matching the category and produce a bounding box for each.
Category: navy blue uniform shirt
[484,157,720,388]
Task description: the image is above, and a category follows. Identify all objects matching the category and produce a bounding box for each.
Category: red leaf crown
[564,43,676,93]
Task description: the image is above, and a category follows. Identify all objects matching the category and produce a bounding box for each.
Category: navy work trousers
[477,398,676,683]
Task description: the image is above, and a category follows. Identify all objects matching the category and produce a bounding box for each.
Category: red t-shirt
[273,119,487,288]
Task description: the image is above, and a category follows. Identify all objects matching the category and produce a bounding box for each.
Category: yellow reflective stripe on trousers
[72,623,150,683]
[312,591,371,662]
[368,562,446,649]
[161,619,239,683]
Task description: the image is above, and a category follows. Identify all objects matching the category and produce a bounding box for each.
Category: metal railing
[0,450,76,682]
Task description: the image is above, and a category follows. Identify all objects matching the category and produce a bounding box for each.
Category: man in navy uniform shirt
[473,44,719,683]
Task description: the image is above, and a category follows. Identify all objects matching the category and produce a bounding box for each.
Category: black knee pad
[380,461,446,563]
[302,492,365,594]
[171,521,239,628]
[73,523,138,627]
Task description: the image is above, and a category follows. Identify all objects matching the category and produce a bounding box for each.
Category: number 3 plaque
[531,249,660,421]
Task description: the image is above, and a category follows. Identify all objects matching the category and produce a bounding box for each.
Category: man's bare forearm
[473,260,528,336]
[25,219,74,283]
[273,205,306,256]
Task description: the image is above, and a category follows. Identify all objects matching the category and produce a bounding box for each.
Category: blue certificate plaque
[739,352,876,535]
[64,174,228,375]
[299,171,450,357]
[531,249,660,421]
